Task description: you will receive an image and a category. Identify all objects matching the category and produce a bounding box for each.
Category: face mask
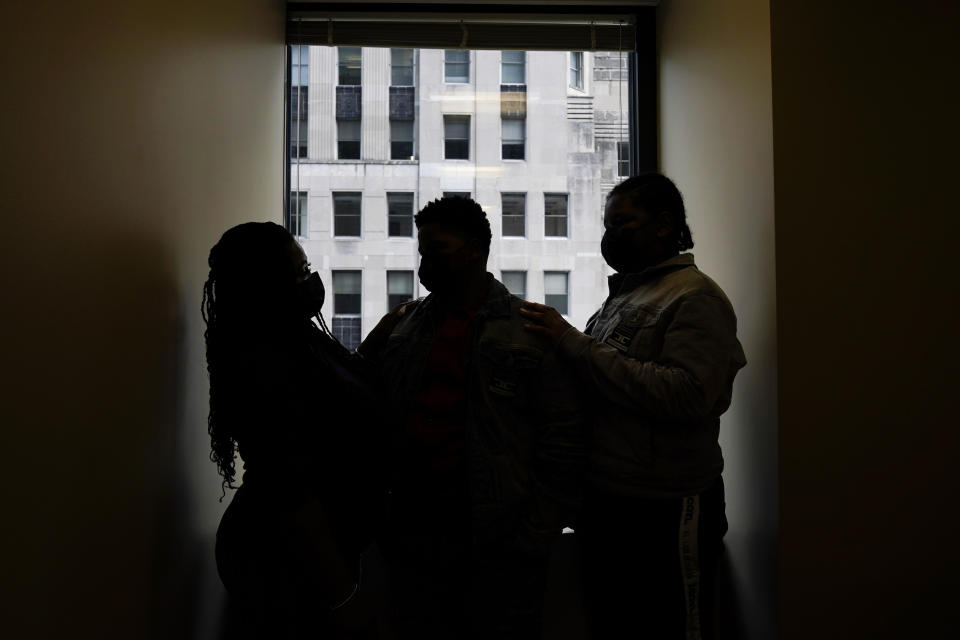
[418,242,470,294]
[296,271,325,317]
[601,227,635,273]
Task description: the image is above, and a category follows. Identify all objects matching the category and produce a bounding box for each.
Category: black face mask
[601,227,635,273]
[418,242,469,294]
[296,271,325,317]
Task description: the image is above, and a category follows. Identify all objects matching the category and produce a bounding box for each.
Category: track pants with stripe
[579,477,727,640]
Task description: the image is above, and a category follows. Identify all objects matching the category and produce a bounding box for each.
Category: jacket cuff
[556,326,593,360]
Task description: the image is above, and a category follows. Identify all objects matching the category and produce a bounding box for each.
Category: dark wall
[771,1,960,636]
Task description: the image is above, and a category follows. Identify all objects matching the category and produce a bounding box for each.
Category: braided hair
[201,222,346,498]
[608,173,694,252]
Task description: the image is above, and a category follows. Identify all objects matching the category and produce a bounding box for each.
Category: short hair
[414,195,492,254]
[608,173,694,251]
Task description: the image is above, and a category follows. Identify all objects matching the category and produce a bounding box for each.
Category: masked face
[296,271,325,317]
[601,194,664,273]
[417,225,478,295]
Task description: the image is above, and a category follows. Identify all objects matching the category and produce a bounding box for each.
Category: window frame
[443,114,471,161]
[337,46,362,86]
[390,48,415,87]
[444,49,470,84]
[569,51,584,90]
[544,192,569,238]
[386,270,415,310]
[501,192,527,237]
[332,191,362,238]
[287,190,308,238]
[331,269,362,350]
[387,191,415,238]
[501,118,526,161]
[500,50,526,85]
[501,270,527,299]
[390,119,415,160]
[337,119,361,160]
[544,271,570,316]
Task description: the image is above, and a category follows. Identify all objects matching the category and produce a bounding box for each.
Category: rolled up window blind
[286,11,636,51]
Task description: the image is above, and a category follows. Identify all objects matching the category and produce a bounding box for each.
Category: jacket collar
[418,272,512,321]
[607,253,696,298]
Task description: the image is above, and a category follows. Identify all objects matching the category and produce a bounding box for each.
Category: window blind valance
[286,12,636,51]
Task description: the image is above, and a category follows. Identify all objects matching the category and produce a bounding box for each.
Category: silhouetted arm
[556,294,744,420]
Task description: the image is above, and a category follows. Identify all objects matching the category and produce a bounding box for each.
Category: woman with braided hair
[203,222,389,638]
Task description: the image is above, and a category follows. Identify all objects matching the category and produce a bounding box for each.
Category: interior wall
[657,1,778,637]
[0,1,285,637]
[770,1,959,636]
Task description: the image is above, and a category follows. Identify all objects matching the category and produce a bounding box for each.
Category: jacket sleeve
[556,293,744,421]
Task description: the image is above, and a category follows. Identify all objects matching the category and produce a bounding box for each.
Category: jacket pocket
[604,303,662,356]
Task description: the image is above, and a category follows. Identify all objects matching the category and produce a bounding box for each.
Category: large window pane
[444,50,469,83]
[502,50,525,84]
[545,193,568,237]
[502,119,525,160]
[387,270,414,309]
[501,271,526,299]
[501,193,526,237]
[544,272,569,315]
[291,45,309,86]
[333,192,361,237]
[287,191,307,237]
[444,115,470,160]
[390,120,413,159]
[338,120,360,159]
[338,46,362,85]
[391,48,414,86]
[618,141,629,177]
[387,192,414,237]
[290,85,308,159]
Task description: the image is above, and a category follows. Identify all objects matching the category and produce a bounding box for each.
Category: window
[617,141,629,177]
[338,46,362,85]
[501,193,526,237]
[444,192,471,198]
[333,192,361,237]
[332,271,362,350]
[544,193,568,237]
[391,49,414,86]
[387,192,414,237]
[387,270,414,310]
[544,272,569,315]
[444,50,469,83]
[287,191,307,237]
[444,115,470,160]
[501,271,526,299]
[570,52,583,90]
[338,120,360,159]
[502,119,525,160]
[501,50,525,84]
[290,45,308,159]
[390,120,413,160]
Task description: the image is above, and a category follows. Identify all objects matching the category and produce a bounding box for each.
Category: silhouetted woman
[202,222,387,638]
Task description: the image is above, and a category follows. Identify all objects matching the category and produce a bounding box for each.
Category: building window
[332,270,362,350]
[444,115,470,160]
[502,119,525,160]
[287,191,307,237]
[501,271,526,299]
[444,192,471,198]
[387,192,414,237]
[617,141,629,177]
[501,50,525,84]
[338,46,362,85]
[544,193,568,237]
[569,52,583,90]
[290,45,308,160]
[444,50,469,83]
[391,48,414,86]
[390,120,413,160]
[338,120,360,159]
[333,192,361,237]
[501,193,526,237]
[544,271,569,315]
[387,270,414,310]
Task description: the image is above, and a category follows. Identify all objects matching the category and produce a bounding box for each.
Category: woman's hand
[356,299,420,358]
[519,300,573,345]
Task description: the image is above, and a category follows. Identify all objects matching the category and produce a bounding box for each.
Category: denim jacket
[557,254,746,498]
[375,275,587,556]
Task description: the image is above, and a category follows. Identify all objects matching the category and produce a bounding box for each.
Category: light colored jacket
[556,254,746,498]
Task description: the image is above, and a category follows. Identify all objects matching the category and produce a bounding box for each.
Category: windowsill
[442,158,471,162]
[333,236,363,241]
[293,159,419,165]
[544,236,570,240]
[501,159,526,163]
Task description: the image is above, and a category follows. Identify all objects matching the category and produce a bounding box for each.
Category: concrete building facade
[289,46,629,348]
